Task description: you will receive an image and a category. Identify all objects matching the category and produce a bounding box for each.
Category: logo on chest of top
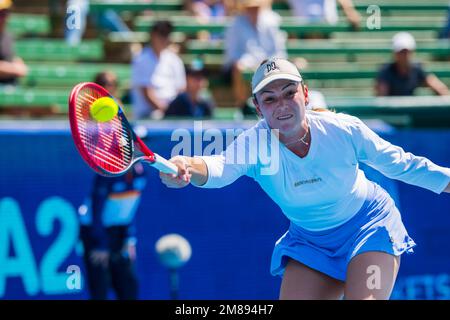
[294,177,323,187]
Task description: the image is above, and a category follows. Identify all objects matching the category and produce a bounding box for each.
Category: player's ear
[302,83,309,106]
[253,95,263,118]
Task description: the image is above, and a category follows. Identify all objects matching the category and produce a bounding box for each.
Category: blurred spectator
[184,0,227,22]
[131,20,186,120]
[224,0,287,115]
[94,71,119,96]
[79,162,146,300]
[165,59,215,118]
[65,0,131,46]
[0,0,27,85]
[375,32,449,96]
[183,0,232,40]
[287,0,361,30]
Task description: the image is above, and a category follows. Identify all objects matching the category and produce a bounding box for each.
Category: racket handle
[151,154,179,175]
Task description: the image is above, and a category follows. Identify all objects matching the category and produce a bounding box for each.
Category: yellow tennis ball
[90,97,119,122]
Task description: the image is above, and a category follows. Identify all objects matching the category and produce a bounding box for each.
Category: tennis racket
[69,82,178,177]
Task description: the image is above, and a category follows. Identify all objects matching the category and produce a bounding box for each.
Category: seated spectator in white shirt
[131,20,186,119]
[224,0,287,116]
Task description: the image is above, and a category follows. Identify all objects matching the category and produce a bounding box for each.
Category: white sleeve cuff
[191,156,215,189]
[435,168,450,194]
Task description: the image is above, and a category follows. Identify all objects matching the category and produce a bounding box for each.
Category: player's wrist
[172,155,191,168]
[190,156,208,187]
[184,156,195,169]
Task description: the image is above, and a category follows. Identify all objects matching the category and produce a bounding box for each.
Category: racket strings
[75,87,133,174]
[81,139,128,169]
[77,92,130,139]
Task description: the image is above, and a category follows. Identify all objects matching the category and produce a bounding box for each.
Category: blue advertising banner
[0,121,449,299]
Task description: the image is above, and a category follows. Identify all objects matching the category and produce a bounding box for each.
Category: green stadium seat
[185,39,450,57]
[21,63,131,88]
[89,0,183,12]
[14,40,104,61]
[352,0,449,11]
[90,0,449,13]
[6,14,50,37]
[274,0,449,11]
[86,0,450,23]
[180,55,450,71]
[0,87,131,114]
[328,95,450,126]
[0,87,68,111]
[242,65,450,81]
[107,31,186,44]
[330,30,439,41]
[134,15,447,35]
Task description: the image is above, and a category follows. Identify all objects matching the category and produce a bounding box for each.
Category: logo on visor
[266,61,278,74]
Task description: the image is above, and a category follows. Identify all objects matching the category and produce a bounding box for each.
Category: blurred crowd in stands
[1,0,450,120]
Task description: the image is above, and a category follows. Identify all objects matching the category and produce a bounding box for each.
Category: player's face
[254,79,307,136]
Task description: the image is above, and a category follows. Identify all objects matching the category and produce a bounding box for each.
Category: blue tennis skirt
[270,181,416,282]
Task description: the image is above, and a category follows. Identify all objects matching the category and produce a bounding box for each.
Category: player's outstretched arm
[159,156,208,188]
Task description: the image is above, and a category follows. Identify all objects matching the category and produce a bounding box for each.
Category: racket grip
[151,154,179,175]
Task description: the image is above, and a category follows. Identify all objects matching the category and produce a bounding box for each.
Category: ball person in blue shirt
[160,58,450,300]
[79,163,147,300]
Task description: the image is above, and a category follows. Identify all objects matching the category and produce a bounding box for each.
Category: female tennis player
[160,58,450,300]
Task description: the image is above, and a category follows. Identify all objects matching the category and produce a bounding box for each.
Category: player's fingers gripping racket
[69,82,178,177]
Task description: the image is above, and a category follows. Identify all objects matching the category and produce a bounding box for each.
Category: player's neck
[282,119,311,158]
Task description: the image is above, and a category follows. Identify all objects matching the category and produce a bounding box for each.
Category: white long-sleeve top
[196,111,450,231]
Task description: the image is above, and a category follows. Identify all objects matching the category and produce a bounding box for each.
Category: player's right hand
[160,156,192,188]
